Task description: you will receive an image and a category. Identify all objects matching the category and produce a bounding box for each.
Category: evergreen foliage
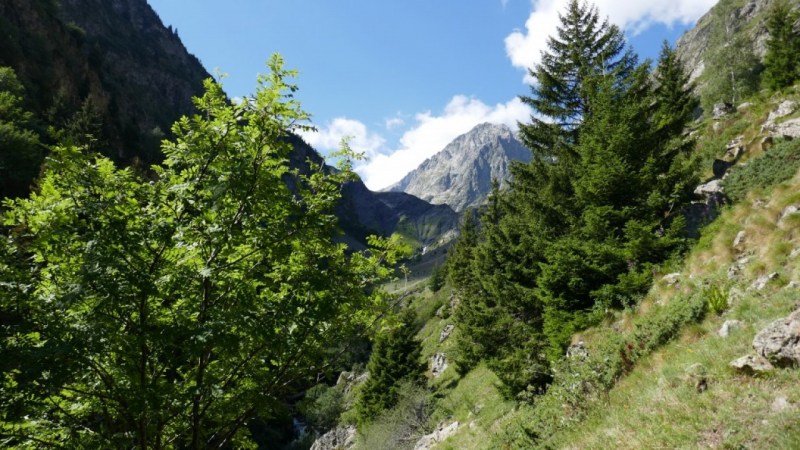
[763,0,800,91]
[0,55,402,448]
[0,67,43,199]
[450,1,698,397]
[356,309,425,424]
[519,0,636,157]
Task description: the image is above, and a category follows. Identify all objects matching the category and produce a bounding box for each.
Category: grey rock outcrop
[439,324,455,343]
[336,371,368,395]
[310,425,356,450]
[712,103,735,119]
[695,179,724,197]
[749,272,779,291]
[431,353,448,378]
[413,421,460,450]
[752,309,800,367]
[762,101,800,139]
[728,256,751,280]
[386,123,530,212]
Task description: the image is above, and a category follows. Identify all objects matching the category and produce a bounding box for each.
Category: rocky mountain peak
[386,122,530,212]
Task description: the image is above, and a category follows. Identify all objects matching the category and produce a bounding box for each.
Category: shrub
[296,384,344,432]
[723,139,800,202]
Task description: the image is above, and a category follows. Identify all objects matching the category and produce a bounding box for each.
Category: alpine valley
[2,0,800,449]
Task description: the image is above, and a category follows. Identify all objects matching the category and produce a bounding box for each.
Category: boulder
[725,145,745,161]
[712,102,735,119]
[749,272,779,291]
[439,324,455,343]
[779,204,800,226]
[730,354,775,374]
[413,421,460,450]
[765,100,798,125]
[771,118,800,140]
[718,320,744,338]
[431,353,448,378]
[694,179,724,197]
[786,281,800,290]
[752,309,800,367]
[310,425,357,450]
[791,248,800,260]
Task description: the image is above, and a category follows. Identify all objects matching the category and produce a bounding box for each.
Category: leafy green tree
[763,0,800,91]
[0,55,401,448]
[0,66,43,199]
[356,309,425,424]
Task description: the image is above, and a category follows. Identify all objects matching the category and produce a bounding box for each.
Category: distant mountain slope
[676,0,800,83]
[0,0,210,164]
[290,135,459,250]
[386,123,531,212]
[0,0,457,249]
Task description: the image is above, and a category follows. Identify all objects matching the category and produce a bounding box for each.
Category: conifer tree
[763,0,800,91]
[452,1,698,391]
[356,309,425,423]
[519,0,636,159]
[0,67,43,199]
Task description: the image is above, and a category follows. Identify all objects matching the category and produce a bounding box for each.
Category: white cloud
[505,0,718,73]
[384,116,406,130]
[299,117,385,159]
[356,96,531,190]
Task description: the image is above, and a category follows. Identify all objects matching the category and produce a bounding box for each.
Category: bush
[296,384,344,432]
[723,139,800,202]
[357,382,433,450]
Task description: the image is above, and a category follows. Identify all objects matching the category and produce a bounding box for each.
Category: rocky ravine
[386,123,531,213]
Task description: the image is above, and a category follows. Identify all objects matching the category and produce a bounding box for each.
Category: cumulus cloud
[299,117,385,159]
[505,0,718,72]
[356,96,531,190]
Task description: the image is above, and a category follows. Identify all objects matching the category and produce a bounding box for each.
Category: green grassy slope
[396,90,800,449]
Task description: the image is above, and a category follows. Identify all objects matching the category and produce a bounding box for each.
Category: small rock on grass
[730,354,775,374]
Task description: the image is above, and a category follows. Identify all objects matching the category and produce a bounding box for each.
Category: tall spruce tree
[763,0,800,91]
[519,0,636,159]
[356,309,425,424]
[452,1,698,394]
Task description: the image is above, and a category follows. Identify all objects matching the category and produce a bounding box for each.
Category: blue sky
[148,0,717,190]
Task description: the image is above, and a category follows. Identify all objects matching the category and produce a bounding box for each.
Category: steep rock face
[0,0,209,163]
[387,123,531,212]
[675,0,800,83]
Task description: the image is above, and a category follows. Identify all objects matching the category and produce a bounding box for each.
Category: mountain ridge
[386,122,531,212]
